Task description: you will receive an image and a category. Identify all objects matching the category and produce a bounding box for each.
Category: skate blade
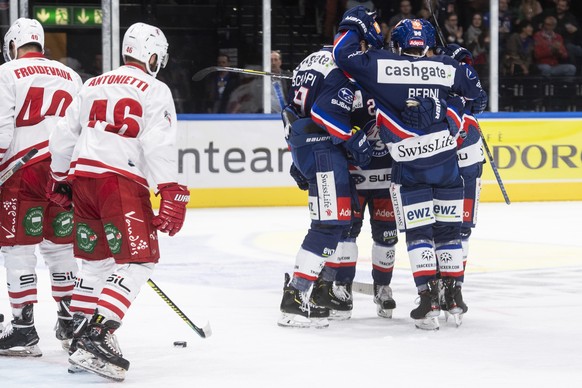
[329,309,352,321]
[69,348,126,382]
[277,313,329,329]
[444,311,463,327]
[0,344,42,357]
[414,317,439,331]
[68,364,88,374]
[60,339,72,352]
[376,307,394,319]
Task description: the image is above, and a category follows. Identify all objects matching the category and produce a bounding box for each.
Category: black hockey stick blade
[147,279,212,338]
[0,148,39,186]
[192,66,293,81]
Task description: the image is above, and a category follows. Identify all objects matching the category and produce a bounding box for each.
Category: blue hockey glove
[437,43,473,65]
[289,163,309,191]
[401,97,447,129]
[471,89,488,114]
[338,6,384,49]
[344,126,372,167]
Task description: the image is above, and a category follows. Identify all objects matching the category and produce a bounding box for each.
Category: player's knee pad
[97,262,155,321]
[71,258,116,315]
[435,240,464,280]
[460,227,472,263]
[407,239,437,288]
[293,247,326,282]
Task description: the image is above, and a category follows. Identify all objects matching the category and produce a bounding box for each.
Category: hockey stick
[352,281,374,296]
[192,66,293,81]
[425,1,511,204]
[0,148,39,186]
[147,279,212,338]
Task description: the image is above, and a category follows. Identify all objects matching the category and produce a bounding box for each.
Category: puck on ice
[173,341,187,348]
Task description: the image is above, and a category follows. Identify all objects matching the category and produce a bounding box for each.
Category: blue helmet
[391,19,431,57]
[420,19,436,49]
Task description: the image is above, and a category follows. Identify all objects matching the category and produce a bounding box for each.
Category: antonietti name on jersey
[87,74,150,92]
[377,59,455,86]
[13,65,73,81]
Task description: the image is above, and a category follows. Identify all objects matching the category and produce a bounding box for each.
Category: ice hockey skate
[441,277,468,327]
[68,313,129,381]
[278,273,330,328]
[311,277,353,320]
[374,283,396,318]
[410,280,441,330]
[55,297,75,351]
[0,304,42,357]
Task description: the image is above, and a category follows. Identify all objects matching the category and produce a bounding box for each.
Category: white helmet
[3,18,44,62]
[122,22,169,77]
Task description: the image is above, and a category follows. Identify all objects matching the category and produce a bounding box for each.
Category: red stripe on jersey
[97,300,126,320]
[52,284,75,292]
[101,287,131,308]
[372,264,394,273]
[8,289,38,298]
[325,262,357,268]
[376,110,415,139]
[439,270,464,277]
[293,272,318,282]
[0,142,49,171]
[73,158,149,187]
[72,294,99,303]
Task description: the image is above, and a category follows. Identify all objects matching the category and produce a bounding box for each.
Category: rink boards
[157,113,582,208]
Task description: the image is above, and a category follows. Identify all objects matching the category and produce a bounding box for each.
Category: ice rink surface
[1,201,581,387]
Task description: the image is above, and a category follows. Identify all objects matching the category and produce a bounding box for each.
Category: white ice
[1,201,581,387]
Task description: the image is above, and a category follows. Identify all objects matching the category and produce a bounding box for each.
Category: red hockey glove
[45,173,73,210]
[152,184,190,236]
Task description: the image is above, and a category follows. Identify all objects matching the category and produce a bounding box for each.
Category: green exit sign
[34,6,102,27]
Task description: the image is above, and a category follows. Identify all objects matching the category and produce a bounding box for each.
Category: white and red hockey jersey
[50,63,179,188]
[0,52,83,172]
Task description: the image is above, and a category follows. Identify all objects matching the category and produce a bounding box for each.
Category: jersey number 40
[16,86,73,127]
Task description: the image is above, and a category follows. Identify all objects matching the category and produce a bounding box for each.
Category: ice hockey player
[0,18,82,357]
[435,43,488,325]
[278,43,373,329]
[333,7,486,330]
[47,22,189,381]
[315,87,399,320]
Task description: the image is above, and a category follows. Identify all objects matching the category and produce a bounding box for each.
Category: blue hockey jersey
[333,30,482,169]
[287,47,355,145]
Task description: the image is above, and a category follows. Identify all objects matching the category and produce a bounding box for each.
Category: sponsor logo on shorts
[24,206,44,236]
[439,252,453,263]
[104,223,123,254]
[53,210,74,237]
[77,223,98,253]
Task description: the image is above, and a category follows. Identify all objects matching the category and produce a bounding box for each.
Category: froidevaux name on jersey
[14,65,73,81]
[377,59,456,86]
[393,130,456,161]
